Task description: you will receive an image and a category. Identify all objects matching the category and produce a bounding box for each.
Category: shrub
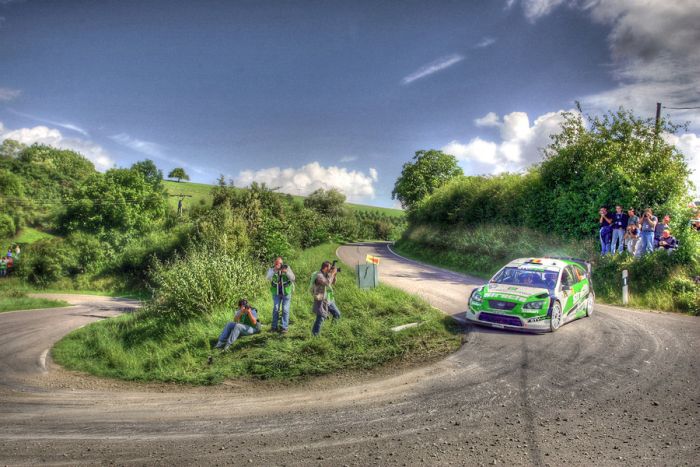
[16,238,80,286]
[0,213,16,238]
[148,248,263,321]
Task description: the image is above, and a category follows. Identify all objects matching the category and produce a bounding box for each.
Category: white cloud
[517,0,565,21]
[8,109,88,136]
[339,155,358,163]
[0,87,20,101]
[235,162,378,202]
[474,37,496,48]
[474,111,501,127]
[401,54,465,85]
[0,121,113,170]
[663,132,700,194]
[441,109,574,174]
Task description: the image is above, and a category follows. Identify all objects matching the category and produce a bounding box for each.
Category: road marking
[39,348,49,372]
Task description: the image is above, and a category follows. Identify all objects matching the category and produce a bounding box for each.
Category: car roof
[505,257,569,272]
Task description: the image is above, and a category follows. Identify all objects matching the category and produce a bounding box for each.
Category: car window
[561,267,575,287]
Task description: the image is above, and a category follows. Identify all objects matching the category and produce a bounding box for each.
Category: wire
[663,106,700,110]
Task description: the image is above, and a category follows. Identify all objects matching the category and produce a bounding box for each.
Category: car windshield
[491,267,559,291]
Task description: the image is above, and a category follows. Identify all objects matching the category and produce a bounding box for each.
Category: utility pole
[653,102,662,152]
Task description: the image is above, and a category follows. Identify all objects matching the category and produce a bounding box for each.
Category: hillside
[163,180,404,217]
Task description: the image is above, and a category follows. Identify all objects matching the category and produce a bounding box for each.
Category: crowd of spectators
[0,244,20,277]
[598,206,681,257]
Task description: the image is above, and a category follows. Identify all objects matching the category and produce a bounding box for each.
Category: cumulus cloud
[235,162,378,201]
[441,110,574,174]
[0,121,113,170]
[0,87,20,101]
[401,54,464,85]
[663,132,700,194]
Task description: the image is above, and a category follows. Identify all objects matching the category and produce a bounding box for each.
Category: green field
[2,227,56,248]
[164,180,404,217]
[53,243,459,384]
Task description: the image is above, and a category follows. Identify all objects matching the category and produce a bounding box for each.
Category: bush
[16,238,80,286]
[148,248,263,321]
[0,213,16,239]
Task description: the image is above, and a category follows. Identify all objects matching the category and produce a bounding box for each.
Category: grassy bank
[53,243,460,384]
[395,223,700,315]
[0,285,67,313]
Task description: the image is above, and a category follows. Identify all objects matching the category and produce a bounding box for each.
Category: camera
[331,260,341,273]
[281,264,288,271]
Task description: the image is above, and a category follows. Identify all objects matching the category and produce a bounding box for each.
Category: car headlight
[470,290,483,303]
[523,300,545,310]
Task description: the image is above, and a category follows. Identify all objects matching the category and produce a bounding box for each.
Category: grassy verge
[52,243,460,384]
[396,223,700,315]
[0,287,68,313]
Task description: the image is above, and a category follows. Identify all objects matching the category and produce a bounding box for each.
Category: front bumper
[465,306,551,332]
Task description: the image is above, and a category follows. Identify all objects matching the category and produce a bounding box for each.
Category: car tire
[585,293,595,317]
[550,301,563,332]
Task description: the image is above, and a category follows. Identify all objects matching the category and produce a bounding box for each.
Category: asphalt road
[0,243,698,466]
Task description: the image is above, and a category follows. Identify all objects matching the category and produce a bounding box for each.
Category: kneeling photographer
[310,260,341,336]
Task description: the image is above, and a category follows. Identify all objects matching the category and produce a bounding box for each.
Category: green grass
[163,180,404,217]
[395,223,700,315]
[52,243,460,384]
[0,287,67,313]
[1,227,56,248]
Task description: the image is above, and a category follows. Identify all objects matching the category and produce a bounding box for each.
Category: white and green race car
[466,257,594,332]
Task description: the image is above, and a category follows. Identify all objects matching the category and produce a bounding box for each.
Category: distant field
[163,180,404,217]
[2,227,56,248]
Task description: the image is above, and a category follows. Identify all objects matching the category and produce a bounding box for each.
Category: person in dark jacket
[610,205,629,254]
[657,230,678,252]
[598,207,613,255]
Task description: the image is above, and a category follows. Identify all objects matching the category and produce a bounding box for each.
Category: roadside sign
[365,254,380,264]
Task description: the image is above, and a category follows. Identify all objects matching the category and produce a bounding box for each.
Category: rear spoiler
[544,256,592,276]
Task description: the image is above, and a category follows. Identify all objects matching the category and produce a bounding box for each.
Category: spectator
[639,208,658,255]
[627,208,639,228]
[6,248,12,259]
[265,256,296,333]
[0,257,6,277]
[624,223,639,255]
[214,299,260,351]
[598,207,613,255]
[14,244,20,257]
[311,261,341,336]
[610,205,628,254]
[654,215,671,248]
[657,230,678,252]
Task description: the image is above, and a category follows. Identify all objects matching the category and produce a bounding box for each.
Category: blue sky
[1,0,698,206]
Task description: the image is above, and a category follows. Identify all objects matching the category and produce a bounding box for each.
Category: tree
[392,150,463,210]
[167,167,189,182]
[131,159,163,187]
[0,139,25,159]
[303,188,347,217]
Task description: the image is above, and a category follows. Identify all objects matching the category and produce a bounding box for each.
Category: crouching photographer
[310,260,341,336]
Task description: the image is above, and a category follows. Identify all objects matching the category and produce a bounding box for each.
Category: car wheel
[586,293,595,317]
[550,301,563,332]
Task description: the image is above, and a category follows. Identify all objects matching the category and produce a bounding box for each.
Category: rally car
[466,257,594,332]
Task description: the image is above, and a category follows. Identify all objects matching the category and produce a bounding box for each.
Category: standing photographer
[639,208,658,255]
[598,207,613,255]
[266,256,295,333]
[310,261,341,336]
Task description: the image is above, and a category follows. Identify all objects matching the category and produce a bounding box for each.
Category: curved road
[0,243,698,466]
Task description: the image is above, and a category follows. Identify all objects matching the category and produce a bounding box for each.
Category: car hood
[482,283,550,302]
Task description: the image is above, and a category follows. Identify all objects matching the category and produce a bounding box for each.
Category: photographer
[310,260,341,336]
[639,208,658,255]
[214,299,260,351]
[598,207,613,255]
[266,256,295,333]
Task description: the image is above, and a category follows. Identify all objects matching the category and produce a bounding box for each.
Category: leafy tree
[392,150,463,210]
[303,188,347,217]
[167,167,189,182]
[131,159,163,187]
[0,139,25,159]
[60,167,168,243]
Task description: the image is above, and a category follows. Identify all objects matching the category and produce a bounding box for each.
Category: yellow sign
[365,254,380,264]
